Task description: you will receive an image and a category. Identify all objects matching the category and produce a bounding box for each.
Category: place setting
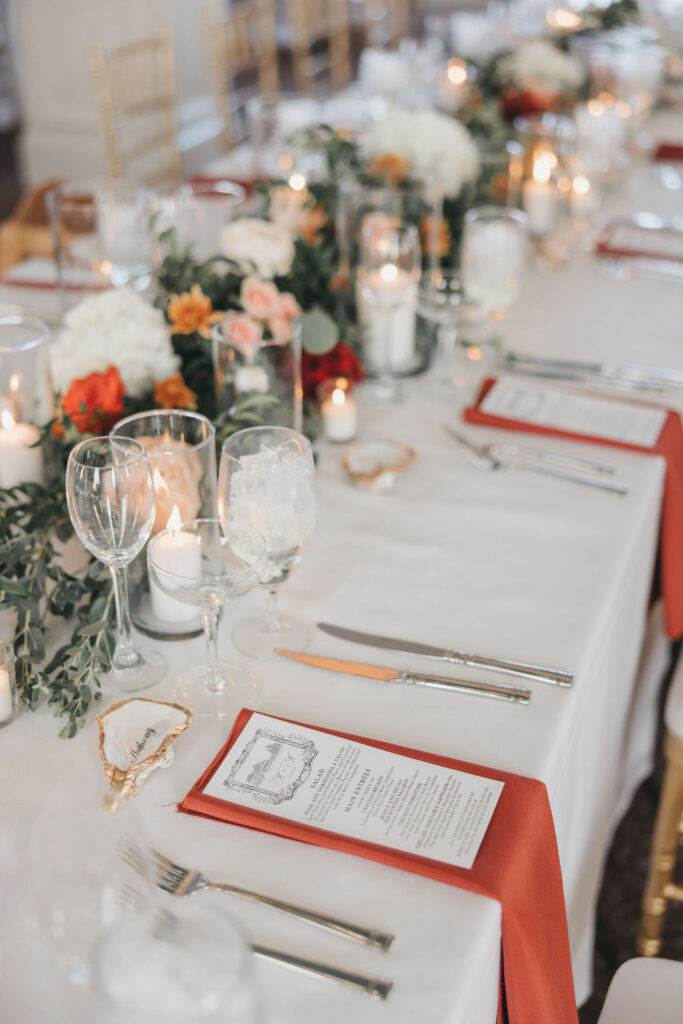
[3,3,683,1023]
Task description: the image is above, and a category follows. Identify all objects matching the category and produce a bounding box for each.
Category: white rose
[364,108,479,198]
[219,218,295,278]
[501,40,584,96]
[50,287,179,397]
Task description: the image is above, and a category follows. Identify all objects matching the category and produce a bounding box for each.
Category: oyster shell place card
[97,698,192,798]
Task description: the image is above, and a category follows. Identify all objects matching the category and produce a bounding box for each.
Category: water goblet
[357,221,421,405]
[147,519,266,716]
[66,437,166,693]
[461,206,527,344]
[218,426,316,660]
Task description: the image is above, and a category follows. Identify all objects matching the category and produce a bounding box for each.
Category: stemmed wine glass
[357,221,421,404]
[66,437,165,692]
[460,206,527,344]
[218,426,316,660]
[147,518,266,716]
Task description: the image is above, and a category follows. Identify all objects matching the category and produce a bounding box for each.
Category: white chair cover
[598,958,683,1024]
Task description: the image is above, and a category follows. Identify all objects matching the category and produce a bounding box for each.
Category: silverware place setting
[445,427,628,495]
[503,350,683,392]
[316,622,574,688]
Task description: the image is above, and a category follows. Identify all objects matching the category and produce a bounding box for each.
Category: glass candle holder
[318,378,359,443]
[0,316,50,488]
[0,641,17,728]
[110,410,217,641]
[474,140,524,210]
[212,317,303,433]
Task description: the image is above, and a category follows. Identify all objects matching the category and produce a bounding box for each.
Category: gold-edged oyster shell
[96,698,191,798]
[342,440,416,492]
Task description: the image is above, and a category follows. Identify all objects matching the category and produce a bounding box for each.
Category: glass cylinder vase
[0,315,50,489]
[110,410,217,640]
[212,318,303,433]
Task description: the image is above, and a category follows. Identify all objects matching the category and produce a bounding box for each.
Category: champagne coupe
[461,206,527,343]
[218,426,316,660]
[357,221,421,404]
[66,437,166,693]
[147,518,266,716]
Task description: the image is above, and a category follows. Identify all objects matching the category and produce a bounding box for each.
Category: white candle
[522,157,558,237]
[438,60,468,114]
[0,411,43,488]
[356,265,417,372]
[235,364,270,395]
[570,175,596,219]
[0,667,14,724]
[149,507,202,624]
[322,382,358,443]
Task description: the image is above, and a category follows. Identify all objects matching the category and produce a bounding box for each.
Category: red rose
[60,366,125,434]
[301,342,365,400]
[499,88,555,122]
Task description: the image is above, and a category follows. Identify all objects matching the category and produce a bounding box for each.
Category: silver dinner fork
[138,846,394,951]
[445,428,628,495]
[119,880,392,999]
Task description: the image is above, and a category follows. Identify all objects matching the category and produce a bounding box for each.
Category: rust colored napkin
[654,143,683,162]
[180,709,578,1024]
[464,377,683,639]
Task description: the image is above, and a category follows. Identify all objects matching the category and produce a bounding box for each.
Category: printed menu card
[480,377,667,448]
[200,713,503,870]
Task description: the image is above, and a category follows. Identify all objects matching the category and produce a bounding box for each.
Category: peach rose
[223,311,263,357]
[268,316,292,344]
[240,277,282,320]
[278,292,301,320]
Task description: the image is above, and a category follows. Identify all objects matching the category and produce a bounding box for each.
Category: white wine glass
[357,221,421,405]
[147,518,266,716]
[218,426,316,660]
[461,206,527,343]
[66,436,165,692]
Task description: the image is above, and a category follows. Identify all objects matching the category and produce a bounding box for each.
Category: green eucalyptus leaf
[300,309,339,355]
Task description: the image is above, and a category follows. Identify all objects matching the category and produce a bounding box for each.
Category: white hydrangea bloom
[50,287,179,397]
[364,108,480,198]
[499,40,584,96]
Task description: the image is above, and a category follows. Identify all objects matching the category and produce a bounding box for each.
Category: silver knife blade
[317,622,573,688]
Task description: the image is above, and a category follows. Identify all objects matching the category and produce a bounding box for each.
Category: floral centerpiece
[477,39,585,122]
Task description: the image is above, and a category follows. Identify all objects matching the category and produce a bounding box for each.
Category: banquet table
[2,111,683,1024]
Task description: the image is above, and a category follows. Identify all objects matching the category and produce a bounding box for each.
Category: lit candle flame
[1,409,15,431]
[331,387,345,406]
[288,172,307,192]
[380,263,399,283]
[167,505,182,532]
[532,156,553,185]
[153,468,170,494]
[9,373,20,393]
[446,59,467,86]
[573,175,590,196]
[546,8,581,30]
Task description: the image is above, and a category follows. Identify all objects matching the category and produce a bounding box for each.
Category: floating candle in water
[0,409,43,488]
[522,156,558,237]
[149,505,202,624]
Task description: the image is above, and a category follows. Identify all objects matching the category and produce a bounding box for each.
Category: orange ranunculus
[369,153,411,185]
[153,374,197,411]
[419,214,451,259]
[167,284,223,338]
[300,204,328,243]
[60,366,125,435]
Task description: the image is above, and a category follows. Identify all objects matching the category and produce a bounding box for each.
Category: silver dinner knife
[277,649,531,704]
[317,623,574,688]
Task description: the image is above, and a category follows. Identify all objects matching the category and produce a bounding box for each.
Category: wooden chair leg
[637,732,683,956]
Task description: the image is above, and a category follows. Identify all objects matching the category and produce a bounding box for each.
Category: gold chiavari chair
[202,0,279,152]
[286,0,352,96]
[637,650,683,956]
[362,0,412,48]
[88,26,181,185]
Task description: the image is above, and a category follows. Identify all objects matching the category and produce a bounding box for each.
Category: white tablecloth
[2,113,683,1023]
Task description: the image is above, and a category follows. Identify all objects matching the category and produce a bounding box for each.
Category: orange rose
[60,366,125,435]
[369,153,411,185]
[419,215,451,259]
[168,284,222,338]
[153,374,197,411]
